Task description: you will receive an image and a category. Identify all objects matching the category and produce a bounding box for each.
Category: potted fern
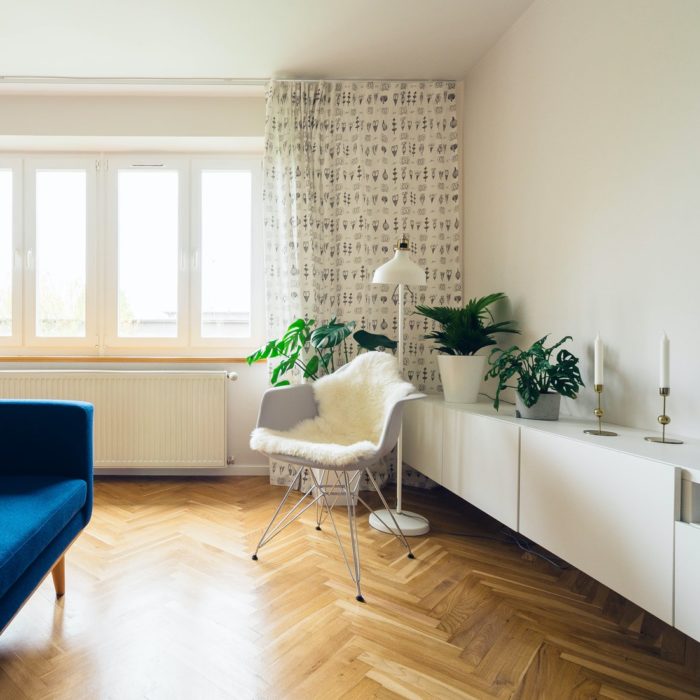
[485,335,584,420]
[415,292,519,403]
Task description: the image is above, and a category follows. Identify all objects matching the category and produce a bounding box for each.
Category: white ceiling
[0,0,533,82]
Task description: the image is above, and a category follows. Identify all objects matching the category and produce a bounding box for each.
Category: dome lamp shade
[372,236,426,286]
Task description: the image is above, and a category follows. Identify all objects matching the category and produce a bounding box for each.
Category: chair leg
[308,469,366,602]
[361,467,415,559]
[253,465,306,559]
[315,472,323,531]
[343,471,364,602]
[51,555,65,598]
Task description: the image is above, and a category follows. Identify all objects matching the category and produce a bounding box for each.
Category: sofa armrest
[0,400,94,519]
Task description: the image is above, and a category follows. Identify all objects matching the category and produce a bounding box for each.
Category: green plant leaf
[353,329,397,351]
[415,293,519,356]
[485,335,583,411]
[310,318,356,350]
[278,318,314,355]
[273,380,291,387]
[246,318,321,386]
[246,339,280,365]
[270,363,282,385]
[303,355,320,379]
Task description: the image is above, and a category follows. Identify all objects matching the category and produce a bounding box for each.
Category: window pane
[118,170,179,337]
[0,171,12,336]
[36,170,87,337]
[201,171,252,338]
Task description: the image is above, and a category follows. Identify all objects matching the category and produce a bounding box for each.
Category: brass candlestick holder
[645,387,683,444]
[584,384,618,436]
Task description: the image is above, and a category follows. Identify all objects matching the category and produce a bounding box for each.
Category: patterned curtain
[263,80,462,487]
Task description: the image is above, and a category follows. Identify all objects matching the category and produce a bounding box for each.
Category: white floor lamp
[369,235,430,537]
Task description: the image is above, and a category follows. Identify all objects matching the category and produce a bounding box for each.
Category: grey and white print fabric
[263,80,462,487]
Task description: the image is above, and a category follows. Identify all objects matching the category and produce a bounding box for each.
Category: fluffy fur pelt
[250,351,417,467]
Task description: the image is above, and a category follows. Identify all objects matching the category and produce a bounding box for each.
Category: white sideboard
[520,429,677,623]
[675,522,700,640]
[403,399,444,483]
[442,406,519,530]
[402,396,700,637]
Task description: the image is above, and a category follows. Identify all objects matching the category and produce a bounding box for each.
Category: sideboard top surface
[419,395,700,482]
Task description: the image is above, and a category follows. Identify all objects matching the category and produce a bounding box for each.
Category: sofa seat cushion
[0,476,87,598]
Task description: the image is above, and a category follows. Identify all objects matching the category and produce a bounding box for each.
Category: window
[0,158,22,345]
[198,168,252,339]
[33,166,92,339]
[113,165,181,339]
[0,166,14,337]
[0,154,262,354]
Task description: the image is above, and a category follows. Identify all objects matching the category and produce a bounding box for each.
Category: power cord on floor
[504,528,569,569]
[432,525,569,570]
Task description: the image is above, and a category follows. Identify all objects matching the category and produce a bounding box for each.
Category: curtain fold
[263,80,462,488]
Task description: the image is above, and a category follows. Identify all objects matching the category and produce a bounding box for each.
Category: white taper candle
[594,334,603,386]
[660,333,670,388]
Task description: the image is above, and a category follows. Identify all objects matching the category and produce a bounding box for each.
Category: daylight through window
[0,154,262,353]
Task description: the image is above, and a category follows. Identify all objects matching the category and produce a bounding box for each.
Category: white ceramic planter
[437,354,487,404]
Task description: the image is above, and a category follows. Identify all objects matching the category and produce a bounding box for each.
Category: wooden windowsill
[0,356,256,364]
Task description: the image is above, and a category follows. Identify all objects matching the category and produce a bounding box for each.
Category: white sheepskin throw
[250,352,416,467]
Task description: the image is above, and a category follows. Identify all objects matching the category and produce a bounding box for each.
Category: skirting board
[95,464,270,477]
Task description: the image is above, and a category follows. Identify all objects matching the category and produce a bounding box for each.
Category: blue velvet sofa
[0,400,94,634]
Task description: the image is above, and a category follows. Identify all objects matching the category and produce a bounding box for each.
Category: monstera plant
[485,335,584,420]
[246,317,397,387]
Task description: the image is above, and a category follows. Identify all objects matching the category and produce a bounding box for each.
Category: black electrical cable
[431,526,569,570]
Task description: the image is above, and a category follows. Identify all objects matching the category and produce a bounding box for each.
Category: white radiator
[0,370,232,468]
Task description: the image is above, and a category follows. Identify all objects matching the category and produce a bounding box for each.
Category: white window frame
[23,156,98,349]
[189,155,264,349]
[0,158,23,347]
[0,151,264,356]
[104,156,191,350]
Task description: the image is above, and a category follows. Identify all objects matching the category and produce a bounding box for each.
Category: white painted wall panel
[463,0,700,439]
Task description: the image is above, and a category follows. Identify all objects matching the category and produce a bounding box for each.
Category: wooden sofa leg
[51,556,65,598]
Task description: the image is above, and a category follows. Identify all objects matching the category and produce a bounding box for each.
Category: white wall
[229,362,269,469]
[463,0,700,437]
[0,93,271,469]
[0,95,265,137]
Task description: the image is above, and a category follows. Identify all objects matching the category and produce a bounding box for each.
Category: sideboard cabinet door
[442,408,519,530]
[402,399,443,483]
[675,521,700,640]
[520,428,676,624]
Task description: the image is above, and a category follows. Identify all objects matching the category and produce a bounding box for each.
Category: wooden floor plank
[0,478,698,699]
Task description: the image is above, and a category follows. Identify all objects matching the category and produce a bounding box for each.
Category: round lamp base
[369,509,430,537]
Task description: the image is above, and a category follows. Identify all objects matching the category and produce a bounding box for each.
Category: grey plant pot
[515,392,561,421]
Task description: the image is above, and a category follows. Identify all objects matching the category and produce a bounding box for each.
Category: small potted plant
[485,335,584,420]
[415,292,519,403]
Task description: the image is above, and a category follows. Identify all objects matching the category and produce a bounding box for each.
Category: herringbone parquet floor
[1,477,699,700]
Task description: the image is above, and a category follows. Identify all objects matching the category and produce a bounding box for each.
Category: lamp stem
[396,282,404,514]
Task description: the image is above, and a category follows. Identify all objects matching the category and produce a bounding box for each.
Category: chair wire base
[252,465,415,602]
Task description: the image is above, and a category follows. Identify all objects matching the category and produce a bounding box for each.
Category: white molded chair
[249,352,425,602]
